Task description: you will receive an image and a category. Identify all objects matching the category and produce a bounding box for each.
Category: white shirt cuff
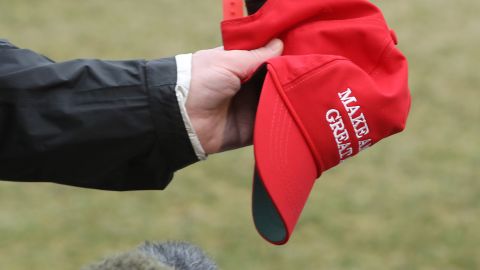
[175,53,207,160]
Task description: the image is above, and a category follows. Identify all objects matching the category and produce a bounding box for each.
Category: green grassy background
[0,0,479,269]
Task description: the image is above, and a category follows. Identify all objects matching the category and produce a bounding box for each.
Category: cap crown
[222,0,410,174]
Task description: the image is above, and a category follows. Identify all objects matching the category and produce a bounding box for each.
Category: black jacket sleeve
[0,39,198,191]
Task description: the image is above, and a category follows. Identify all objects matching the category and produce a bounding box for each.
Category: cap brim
[253,67,317,245]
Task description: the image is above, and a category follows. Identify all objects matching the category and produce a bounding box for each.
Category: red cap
[222,0,411,244]
[222,0,244,20]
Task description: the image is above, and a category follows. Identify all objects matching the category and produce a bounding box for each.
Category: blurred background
[0,0,479,269]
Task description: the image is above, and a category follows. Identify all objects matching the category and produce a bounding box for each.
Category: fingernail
[267,39,283,52]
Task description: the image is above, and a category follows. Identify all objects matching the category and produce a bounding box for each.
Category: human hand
[186,39,283,155]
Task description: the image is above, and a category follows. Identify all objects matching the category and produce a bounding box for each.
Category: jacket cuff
[145,57,199,177]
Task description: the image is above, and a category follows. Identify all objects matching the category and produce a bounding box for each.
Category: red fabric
[222,0,411,244]
[223,0,244,20]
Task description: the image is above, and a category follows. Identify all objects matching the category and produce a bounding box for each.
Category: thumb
[249,38,284,64]
[229,39,283,79]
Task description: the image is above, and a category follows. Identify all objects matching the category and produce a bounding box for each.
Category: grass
[0,0,479,269]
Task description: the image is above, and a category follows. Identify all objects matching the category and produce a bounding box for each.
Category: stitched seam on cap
[367,37,393,75]
[283,58,349,91]
[268,64,324,175]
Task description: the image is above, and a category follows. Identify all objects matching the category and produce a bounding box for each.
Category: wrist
[184,104,222,155]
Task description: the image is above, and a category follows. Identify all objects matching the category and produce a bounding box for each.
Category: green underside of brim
[252,170,287,244]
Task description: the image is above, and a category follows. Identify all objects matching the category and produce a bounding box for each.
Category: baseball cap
[222,0,411,244]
